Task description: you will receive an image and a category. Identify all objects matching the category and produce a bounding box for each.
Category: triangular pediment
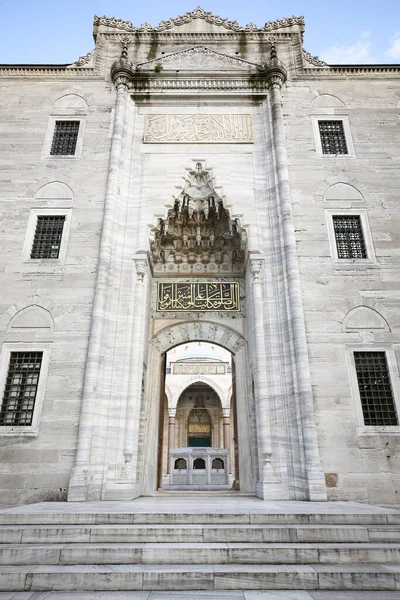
[137,46,260,72]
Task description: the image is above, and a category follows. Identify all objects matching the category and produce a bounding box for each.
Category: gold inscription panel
[157,281,240,312]
[144,114,253,143]
[173,364,226,375]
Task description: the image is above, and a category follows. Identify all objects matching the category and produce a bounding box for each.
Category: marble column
[68,45,135,501]
[250,259,278,496]
[167,407,176,474]
[123,258,148,480]
[265,48,327,501]
[222,408,230,452]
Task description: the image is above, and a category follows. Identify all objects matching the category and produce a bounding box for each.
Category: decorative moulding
[93,8,305,34]
[137,46,260,72]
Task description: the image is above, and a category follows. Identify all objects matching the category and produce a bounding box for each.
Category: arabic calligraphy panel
[173,364,226,375]
[157,281,240,312]
[144,114,253,143]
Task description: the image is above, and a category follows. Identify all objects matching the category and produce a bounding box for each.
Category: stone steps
[1,563,400,592]
[1,542,400,565]
[2,523,399,544]
[0,499,399,592]
[1,512,398,526]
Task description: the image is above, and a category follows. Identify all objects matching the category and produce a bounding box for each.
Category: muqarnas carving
[150,162,247,275]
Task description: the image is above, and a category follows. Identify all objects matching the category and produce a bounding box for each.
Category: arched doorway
[158,342,238,489]
[139,321,255,495]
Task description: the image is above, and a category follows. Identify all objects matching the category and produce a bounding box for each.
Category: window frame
[312,115,355,159]
[325,209,376,266]
[42,115,86,159]
[346,344,400,435]
[0,343,51,436]
[22,208,72,264]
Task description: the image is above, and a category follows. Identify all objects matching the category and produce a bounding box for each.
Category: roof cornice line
[93,9,304,34]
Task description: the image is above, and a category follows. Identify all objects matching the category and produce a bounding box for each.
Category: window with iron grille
[318,120,348,154]
[50,121,80,155]
[31,216,65,259]
[0,352,43,426]
[354,352,398,426]
[333,216,367,259]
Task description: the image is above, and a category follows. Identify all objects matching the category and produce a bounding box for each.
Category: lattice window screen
[50,121,80,155]
[354,351,398,426]
[31,216,65,259]
[333,216,367,259]
[0,352,43,426]
[319,120,348,154]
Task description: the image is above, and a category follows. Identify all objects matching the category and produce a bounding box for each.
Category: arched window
[212,458,224,470]
[187,408,211,447]
[174,458,187,470]
[193,458,206,470]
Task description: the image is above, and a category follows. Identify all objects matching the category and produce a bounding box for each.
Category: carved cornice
[129,77,269,94]
[0,67,100,79]
[302,49,328,68]
[70,49,95,67]
[93,9,304,33]
[102,31,293,42]
[300,65,400,78]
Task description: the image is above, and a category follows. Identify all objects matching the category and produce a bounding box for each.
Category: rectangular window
[31,215,65,259]
[333,215,367,259]
[50,120,80,156]
[354,351,398,426]
[0,352,43,427]
[318,120,348,155]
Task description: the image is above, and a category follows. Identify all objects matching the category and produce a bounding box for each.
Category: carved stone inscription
[144,114,253,143]
[157,281,240,312]
[173,363,226,375]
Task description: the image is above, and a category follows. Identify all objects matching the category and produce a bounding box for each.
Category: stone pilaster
[167,407,176,474]
[250,259,279,498]
[68,45,135,501]
[222,408,230,452]
[265,50,327,501]
[123,258,149,480]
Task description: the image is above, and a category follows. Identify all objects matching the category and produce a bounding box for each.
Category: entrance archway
[139,320,255,495]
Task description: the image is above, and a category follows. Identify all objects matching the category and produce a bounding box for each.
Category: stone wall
[0,10,399,507]
[285,79,400,505]
[0,79,113,507]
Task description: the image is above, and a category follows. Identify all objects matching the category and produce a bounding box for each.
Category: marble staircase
[0,497,400,596]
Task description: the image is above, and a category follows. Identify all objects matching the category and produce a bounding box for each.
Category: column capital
[222,408,230,419]
[249,258,264,281]
[111,41,135,89]
[111,60,135,90]
[133,258,148,282]
[168,407,177,418]
[264,44,287,88]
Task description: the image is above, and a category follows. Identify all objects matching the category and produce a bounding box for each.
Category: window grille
[319,120,348,154]
[0,352,43,426]
[31,216,65,259]
[333,216,367,259]
[354,352,398,426]
[50,121,80,155]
